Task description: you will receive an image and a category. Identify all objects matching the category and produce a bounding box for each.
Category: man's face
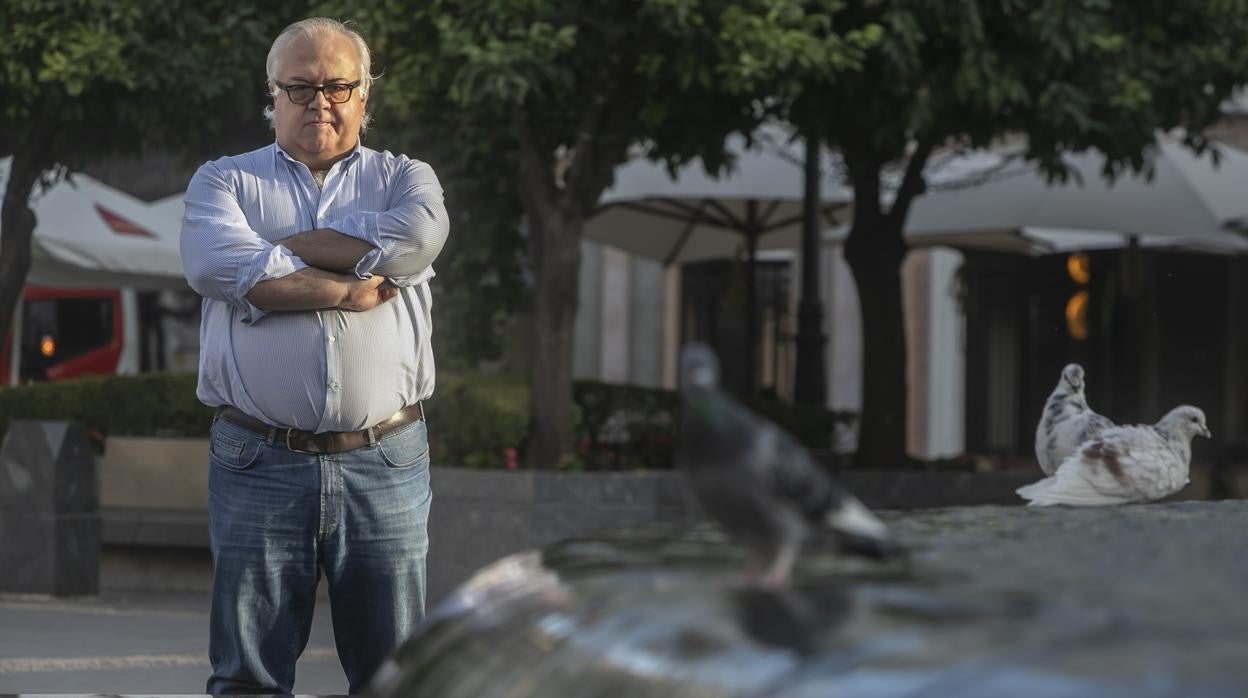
[271,32,367,169]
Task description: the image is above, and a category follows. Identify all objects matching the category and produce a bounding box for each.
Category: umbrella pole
[794,132,826,405]
[745,200,759,397]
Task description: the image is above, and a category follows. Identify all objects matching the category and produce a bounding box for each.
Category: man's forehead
[275,33,359,79]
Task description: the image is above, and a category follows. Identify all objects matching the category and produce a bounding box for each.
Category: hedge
[0,372,857,470]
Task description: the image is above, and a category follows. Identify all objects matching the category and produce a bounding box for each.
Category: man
[180,17,449,694]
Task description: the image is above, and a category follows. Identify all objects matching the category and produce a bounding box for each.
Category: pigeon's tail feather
[824,497,900,558]
[1016,473,1131,507]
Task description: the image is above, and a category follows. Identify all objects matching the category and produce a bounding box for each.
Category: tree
[786,1,1248,467]
[0,1,293,354]
[333,0,878,467]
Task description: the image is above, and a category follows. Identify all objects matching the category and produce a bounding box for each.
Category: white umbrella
[585,126,853,393]
[587,126,853,265]
[0,157,189,290]
[899,135,1248,256]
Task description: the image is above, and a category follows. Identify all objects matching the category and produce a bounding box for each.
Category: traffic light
[1065,252,1090,341]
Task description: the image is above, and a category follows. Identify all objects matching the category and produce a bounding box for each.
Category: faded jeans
[205,413,432,695]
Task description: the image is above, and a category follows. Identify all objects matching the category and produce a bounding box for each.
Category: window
[20,297,115,379]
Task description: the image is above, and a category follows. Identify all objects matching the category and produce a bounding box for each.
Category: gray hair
[262,17,376,133]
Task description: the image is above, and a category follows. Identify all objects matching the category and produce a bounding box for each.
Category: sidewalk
[0,589,347,695]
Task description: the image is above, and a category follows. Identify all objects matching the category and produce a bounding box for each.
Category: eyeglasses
[273,80,361,105]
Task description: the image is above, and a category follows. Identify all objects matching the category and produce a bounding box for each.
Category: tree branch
[885,135,938,231]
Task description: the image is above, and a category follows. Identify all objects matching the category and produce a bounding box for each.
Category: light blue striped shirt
[180,142,449,432]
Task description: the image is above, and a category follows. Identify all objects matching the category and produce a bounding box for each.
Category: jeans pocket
[209,424,261,471]
[377,420,429,469]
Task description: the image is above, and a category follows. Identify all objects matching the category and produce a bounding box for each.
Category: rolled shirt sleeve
[323,155,450,287]
[180,161,307,324]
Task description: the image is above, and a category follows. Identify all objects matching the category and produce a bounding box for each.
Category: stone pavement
[0,588,346,695]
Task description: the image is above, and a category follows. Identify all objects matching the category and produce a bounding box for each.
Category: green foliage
[0,373,212,443]
[796,1,1248,174]
[426,371,530,467]
[572,381,680,471]
[0,0,294,165]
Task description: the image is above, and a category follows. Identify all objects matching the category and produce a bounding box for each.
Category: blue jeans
[205,413,432,695]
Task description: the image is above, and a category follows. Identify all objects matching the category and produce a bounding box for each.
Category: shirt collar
[273,141,363,172]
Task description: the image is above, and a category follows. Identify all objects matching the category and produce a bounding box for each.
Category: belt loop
[367,426,378,447]
[265,427,276,446]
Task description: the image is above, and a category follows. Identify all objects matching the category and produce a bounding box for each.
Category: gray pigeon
[1035,363,1114,476]
[1017,405,1211,506]
[676,343,896,589]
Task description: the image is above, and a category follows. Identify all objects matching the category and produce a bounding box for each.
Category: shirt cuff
[236,245,308,324]
[326,212,383,278]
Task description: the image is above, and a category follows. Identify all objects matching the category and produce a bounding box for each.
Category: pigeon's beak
[835,531,905,560]
[826,499,903,560]
[1201,425,1212,438]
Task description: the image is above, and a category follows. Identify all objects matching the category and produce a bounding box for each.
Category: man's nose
[309,88,332,107]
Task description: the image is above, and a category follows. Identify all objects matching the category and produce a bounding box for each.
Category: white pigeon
[676,343,898,589]
[1035,363,1114,476]
[1017,405,1211,506]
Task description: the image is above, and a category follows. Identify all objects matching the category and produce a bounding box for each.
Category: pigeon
[1035,363,1114,476]
[675,342,897,589]
[1017,405,1211,506]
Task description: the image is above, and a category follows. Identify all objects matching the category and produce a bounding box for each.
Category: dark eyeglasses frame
[273,79,362,105]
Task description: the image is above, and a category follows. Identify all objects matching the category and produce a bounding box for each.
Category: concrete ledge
[101,506,210,548]
[99,436,208,510]
[90,435,1241,597]
[428,467,696,603]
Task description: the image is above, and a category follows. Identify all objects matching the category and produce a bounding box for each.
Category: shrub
[426,371,529,468]
[572,381,678,470]
[571,380,859,470]
[0,372,858,470]
[0,372,211,444]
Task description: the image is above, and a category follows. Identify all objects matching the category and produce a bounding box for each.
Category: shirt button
[328,335,337,343]
[330,381,340,390]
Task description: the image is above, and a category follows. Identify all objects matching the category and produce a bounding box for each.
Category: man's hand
[340,275,398,311]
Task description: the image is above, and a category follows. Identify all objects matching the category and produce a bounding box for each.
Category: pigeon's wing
[1077,411,1114,442]
[1017,426,1171,506]
[1016,467,1134,507]
[748,422,838,521]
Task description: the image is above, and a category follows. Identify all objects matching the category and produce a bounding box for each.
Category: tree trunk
[0,124,56,368]
[843,213,909,468]
[840,140,933,469]
[524,207,582,469]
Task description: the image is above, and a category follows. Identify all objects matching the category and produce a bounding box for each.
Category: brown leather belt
[216,403,424,454]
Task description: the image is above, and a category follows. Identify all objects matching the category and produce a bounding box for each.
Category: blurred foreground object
[369,503,1248,697]
[676,343,896,589]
